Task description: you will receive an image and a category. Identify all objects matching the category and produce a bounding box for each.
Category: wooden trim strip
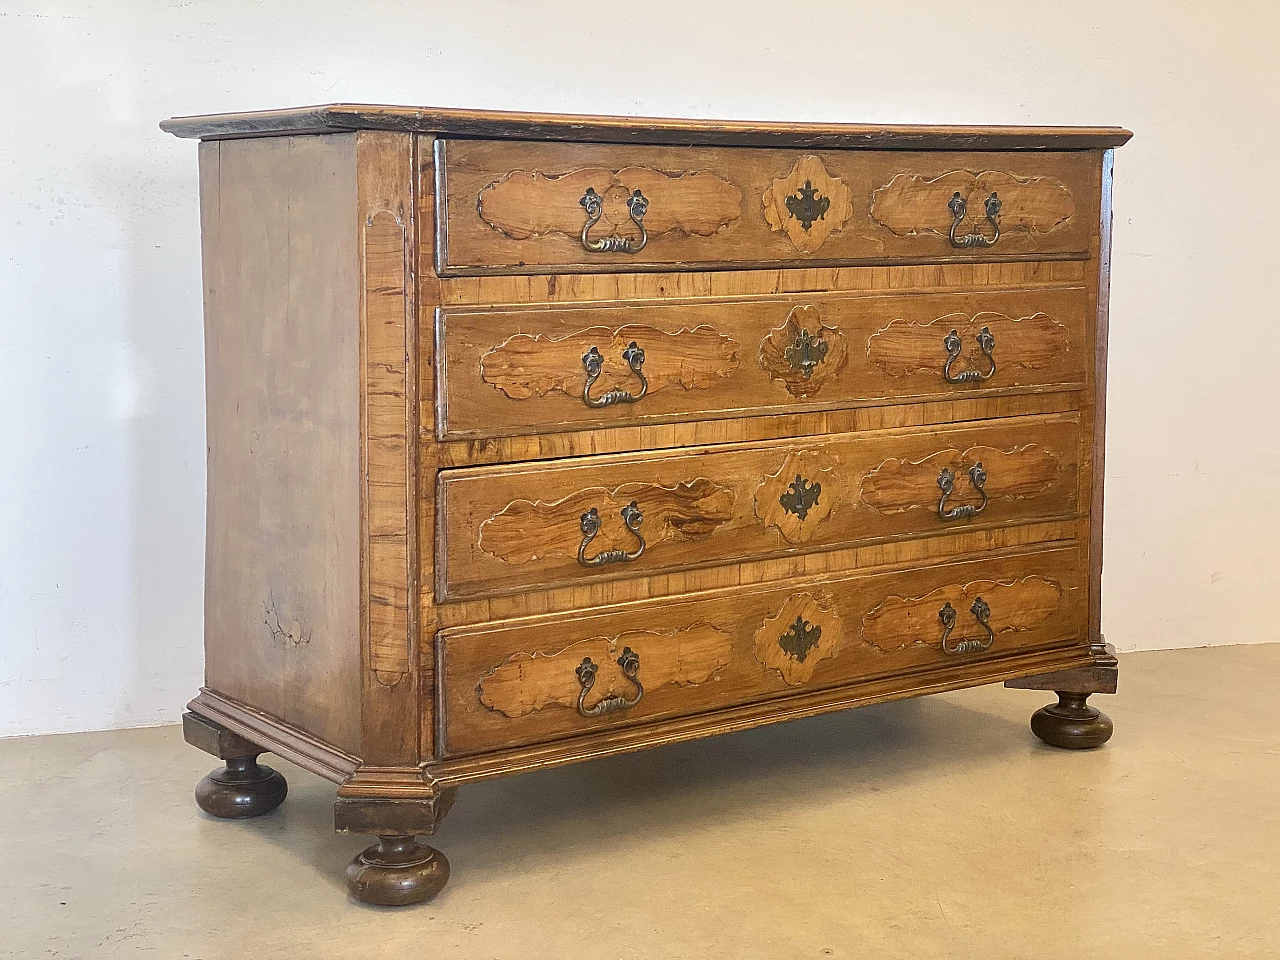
[161,104,1132,150]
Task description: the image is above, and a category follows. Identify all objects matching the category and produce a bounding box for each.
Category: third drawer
[436,412,1081,601]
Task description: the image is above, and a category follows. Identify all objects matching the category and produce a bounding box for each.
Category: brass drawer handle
[579,187,649,254]
[937,462,988,520]
[948,191,1001,248]
[582,341,648,408]
[578,501,645,567]
[576,647,643,717]
[938,598,995,655]
[942,326,996,383]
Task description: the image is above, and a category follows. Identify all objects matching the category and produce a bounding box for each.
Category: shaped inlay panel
[859,444,1062,515]
[761,156,855,253]
[754,593,844,685]
[481,323,739,401]
[478,166,743,241]
[479,479,736,564]
[870,169,1074,237]
[758,305,849,398]
[479,622,734,718]
[867,311,1070,379]
[754,450,839,544]
[861,576,1062,653]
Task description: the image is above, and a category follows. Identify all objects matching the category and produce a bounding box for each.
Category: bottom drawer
[437,546,1085,758]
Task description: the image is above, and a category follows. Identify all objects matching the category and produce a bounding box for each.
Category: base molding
[1004,642,1118,695]
[188,688,359,784]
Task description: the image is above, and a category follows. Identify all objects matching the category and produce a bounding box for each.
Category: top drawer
[434,141,1100,275]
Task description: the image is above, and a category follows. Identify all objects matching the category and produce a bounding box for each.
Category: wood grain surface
[435,413,1081,601]
[437,287,1088,440]
[437,546,1085,757]
[437,140,1100,274]
[199,134,363,756]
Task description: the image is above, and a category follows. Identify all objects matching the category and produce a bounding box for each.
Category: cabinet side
[199,135,363,755]
[1088,148,1115,645]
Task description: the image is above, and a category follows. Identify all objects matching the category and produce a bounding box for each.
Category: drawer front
[437,547,1086,757]
[435,140,1099,275]
[437,413,1080,601]
[437,287,1088,441]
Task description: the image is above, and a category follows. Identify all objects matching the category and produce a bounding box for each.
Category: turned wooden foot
[184,711,287,818]
[335,787,457,906]
[1030,692,1114,749]
[195,756,289,818]
[346,836,450,906]
[1007,643,1118,750]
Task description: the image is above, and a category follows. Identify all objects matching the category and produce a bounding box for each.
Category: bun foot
[195,756,288,819]
[1031,692,1114,749]
[346,836,450,906]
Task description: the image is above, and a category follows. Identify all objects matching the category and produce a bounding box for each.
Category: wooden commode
[162,104,1130,905]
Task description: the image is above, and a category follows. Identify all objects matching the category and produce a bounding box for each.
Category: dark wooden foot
[1030,692,1114,749]
[335,786,457,906]
[195,756,289,818]
[184,711,287,818]
[346,836,449,906]
[1006,643,1118,750]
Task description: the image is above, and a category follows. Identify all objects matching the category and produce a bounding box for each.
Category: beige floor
[3,645,1278,959]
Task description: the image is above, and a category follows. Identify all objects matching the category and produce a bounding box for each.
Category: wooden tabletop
[160,103,1132,150]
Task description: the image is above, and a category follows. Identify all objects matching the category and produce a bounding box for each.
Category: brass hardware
[576,647,643,717]
[939,598,995,655]
[785,179,830,231]
[784,327,829,379]
[778,615,823,662]
[937,462,989,520]
[948,191,1001,248]
[942,326,997,383]
[578,501,645,567]
[779,475,822,520]
[582,341,648,408]
[579,187,649,253]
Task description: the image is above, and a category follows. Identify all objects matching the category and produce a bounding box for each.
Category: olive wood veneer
[166,104,1129,906]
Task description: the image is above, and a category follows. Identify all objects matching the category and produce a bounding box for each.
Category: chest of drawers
[164,104,1129,905]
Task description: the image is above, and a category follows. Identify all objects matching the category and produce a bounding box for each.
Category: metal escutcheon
[942,326,997,384]
[937,462,989,520]
[576,647,643,717]
[578,501,645,567]
[948,191,1002,248]
[582,341,648,408]
[579,187,649,254]
[938,597,995,655]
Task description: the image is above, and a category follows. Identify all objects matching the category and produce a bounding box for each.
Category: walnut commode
[163,104,1130,905]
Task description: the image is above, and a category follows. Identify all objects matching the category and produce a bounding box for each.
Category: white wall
[2,1,1278,737]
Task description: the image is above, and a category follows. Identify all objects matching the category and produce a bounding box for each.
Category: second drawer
[436,413,1081,601]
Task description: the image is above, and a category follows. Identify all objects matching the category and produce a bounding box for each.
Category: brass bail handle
[942,326,997,384]
[575,647,643,717]
[937,462,989,520]
[581,341,648,408]
[577,501,645,568]
[948,190,1001,248]
[938,597,995,655]
[579,186,649,254]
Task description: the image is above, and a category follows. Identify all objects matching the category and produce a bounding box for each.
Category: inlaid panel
[436,547,1086,757]
[436,287,1089,441]
[435,413,1081,601]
